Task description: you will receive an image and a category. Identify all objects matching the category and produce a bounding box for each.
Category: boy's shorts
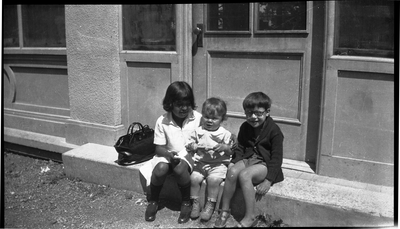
[242,153,267,168]
[192,161,228,180]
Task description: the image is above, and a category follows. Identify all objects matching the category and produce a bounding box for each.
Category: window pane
[257,2,306,31]
[122,5,176,51]
[207,4,249,31]
[335,0,394,58]
[3,5,19,47]
[21,5,66,47]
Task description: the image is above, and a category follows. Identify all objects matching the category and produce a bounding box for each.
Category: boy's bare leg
[238,164,268,226]
[220,161,246,210]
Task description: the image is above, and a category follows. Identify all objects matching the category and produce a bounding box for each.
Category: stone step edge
[62,143,394,220]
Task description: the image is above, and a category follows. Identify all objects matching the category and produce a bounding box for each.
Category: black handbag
[114,122,156,166]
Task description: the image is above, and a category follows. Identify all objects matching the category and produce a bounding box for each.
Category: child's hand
[186,142,198,152]
[255,179,271,201]
[166,150,177,160]
[169,151,181,165]
[213,144,230,155]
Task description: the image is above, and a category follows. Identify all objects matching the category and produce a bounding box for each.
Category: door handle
[192,24,203,56]
[193,24,203,47]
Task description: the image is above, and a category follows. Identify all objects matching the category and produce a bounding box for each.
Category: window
[205,2,307,34]
[334,0,394,58]
[256,2,306,31]
[4,5,19,47]
[207,4,250,32]
[22,5,66,47]
[3,5,66,48]
[122,5,176,51]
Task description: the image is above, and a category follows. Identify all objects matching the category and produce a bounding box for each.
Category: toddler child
[186,97,234,222]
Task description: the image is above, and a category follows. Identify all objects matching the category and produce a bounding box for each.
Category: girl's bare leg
[173,160,191,185]
[238,164,268,226]
[151,162,170,186]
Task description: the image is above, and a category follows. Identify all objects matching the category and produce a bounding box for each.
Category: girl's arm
[155,145,176,160]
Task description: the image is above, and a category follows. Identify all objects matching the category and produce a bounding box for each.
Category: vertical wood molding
[176,4,193,84]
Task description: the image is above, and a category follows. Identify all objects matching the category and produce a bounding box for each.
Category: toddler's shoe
[190,198,201,219]
[200,200,216,221]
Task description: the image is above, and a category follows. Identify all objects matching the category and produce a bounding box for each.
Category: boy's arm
[212,132,233,155]
[229,134,237,151]
[231,126,247,163]
[264,131,284,183]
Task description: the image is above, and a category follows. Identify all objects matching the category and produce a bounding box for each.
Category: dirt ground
[4,151,286,228]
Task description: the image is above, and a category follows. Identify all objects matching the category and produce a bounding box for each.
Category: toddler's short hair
[242,92,271,110]
[202,97,228,121]
[162,81,196,112]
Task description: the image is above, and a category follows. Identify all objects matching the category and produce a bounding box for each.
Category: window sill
[3,48,67,55]
[329,55,394,64]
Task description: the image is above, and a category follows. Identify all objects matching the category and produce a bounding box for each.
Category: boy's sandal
[236,218,259,228]
[214,209,231,228]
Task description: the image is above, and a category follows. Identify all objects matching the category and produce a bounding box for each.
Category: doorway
[191,3,325,170]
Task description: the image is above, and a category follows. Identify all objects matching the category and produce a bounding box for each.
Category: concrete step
[62,143,394,227]
[4,127,79,162]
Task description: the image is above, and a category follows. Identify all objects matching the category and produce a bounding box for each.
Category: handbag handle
[127,122,145,135]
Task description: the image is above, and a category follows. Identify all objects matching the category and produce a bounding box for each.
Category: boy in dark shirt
[214,92,284,228]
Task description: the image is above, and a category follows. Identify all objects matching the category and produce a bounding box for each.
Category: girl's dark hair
[162,81,196,112]
[202,97,228,121]
[242,92,271,110]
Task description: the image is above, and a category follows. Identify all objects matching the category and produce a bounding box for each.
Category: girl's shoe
[214,209,230,228]
[178,200,192,224]
[145,201,158,222]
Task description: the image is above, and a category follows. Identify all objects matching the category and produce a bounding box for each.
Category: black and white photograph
[3,2,396,228]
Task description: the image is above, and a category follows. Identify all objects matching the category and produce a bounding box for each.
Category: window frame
[203,2,310,36]
[332,1,394,59]
[121,4,177,52]
[327,1,393,63]
[203,3,252,35]
[253,2,310,35]
[3,5,67,55]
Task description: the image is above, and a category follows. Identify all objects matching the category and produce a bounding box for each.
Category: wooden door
[192,2,324,168]
[319,1,394,185]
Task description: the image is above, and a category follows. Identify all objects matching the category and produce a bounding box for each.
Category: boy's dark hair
[242,92,271,110]
[162,81,196,112]
[202,97,228,121]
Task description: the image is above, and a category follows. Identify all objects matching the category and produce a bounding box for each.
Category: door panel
[192,3,316,163]
[318,1,394,185]
[206,51,303,122]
